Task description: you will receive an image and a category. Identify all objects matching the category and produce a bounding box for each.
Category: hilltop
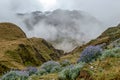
[0,23,26,40]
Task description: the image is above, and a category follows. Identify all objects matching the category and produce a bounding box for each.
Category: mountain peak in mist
[17,9,104,52]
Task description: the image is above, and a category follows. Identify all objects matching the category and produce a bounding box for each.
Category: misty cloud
[0,0,42,33]
[17,9,104,52]
[0,0,119,51]
[0,0,120,26]
[57,0,120,26]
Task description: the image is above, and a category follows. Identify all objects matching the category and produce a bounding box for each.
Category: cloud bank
[0,0,119,51]
[17,9,104,52]
[0,0,120,26]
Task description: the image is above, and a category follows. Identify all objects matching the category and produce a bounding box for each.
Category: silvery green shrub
[1,70,29,80]
[50,66,62,73]
[58,62,85,80]
[40,61,61,73]
[100,47,120,59]
[60,60,71,67]
[59,68,70,80]
[35,69,47,76]
[77,45,102,63]
[25,67,37,76]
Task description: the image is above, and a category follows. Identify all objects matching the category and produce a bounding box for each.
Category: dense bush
[108,38,120,48]
[1,70,29,80]
[59,62,85,80]
[40,61,61,73]
[60,60,71,67]
[100,47,120,59]
[77,45,102,63]
[50,66,62,73]
[25,67,37,76]
[36,69,47,76]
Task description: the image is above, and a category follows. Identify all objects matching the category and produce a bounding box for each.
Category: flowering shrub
[59,62,85,80]
[40,61,61,73]
[77,45,102,63]
[25,67,37,75]
[1,70,29,80]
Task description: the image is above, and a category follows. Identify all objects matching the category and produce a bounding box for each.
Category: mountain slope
[0,23,120,80]
[0,22,26,40]
[36,24,120,80]
[70,24,120,54]
[0,22,63,75]
[17,24,120,80]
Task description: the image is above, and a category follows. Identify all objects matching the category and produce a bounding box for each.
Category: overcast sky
[0,0,120,27]
[0,0,120,51]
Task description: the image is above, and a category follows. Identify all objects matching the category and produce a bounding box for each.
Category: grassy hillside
[0,22,26,40]
[0,23,120,80]
[28,25,120,80]
[0,23,63,75]
[58,24,120,80]
[70,24,120,55]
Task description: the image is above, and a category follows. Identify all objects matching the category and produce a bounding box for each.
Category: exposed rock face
[0,23,63,74]
[71,25,120,54]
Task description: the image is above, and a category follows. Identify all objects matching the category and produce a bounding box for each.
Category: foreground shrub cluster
[1,61,62,80]
[58,62,85,80]
[1,45,120,80]
[1,70,29,80]
[60,60,71,67]
[25,67,37,76]
[100,47,120,59]
[77,45,102,63]
[40,61,61,73]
